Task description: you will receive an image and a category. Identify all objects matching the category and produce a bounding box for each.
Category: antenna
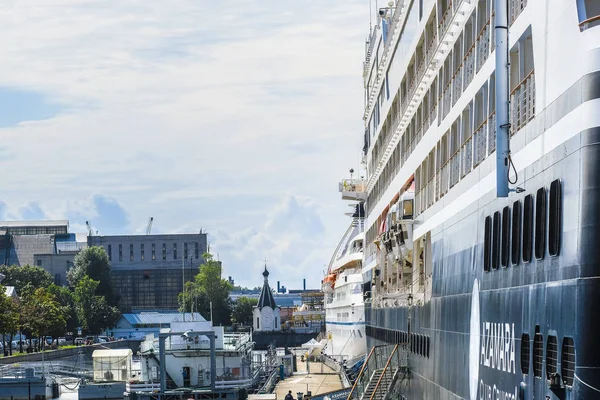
[146,217,153,235]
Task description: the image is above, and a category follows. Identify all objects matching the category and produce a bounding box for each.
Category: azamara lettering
[480,322,516,374]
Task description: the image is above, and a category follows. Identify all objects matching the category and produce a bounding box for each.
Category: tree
[21,287,66,350]
[0,286,19,355]
[47,284,78,334]
[73,276,120,334]
[0,265,52,293]
[179,253,233,326]
[68,246,116,306]
[231,297,258,325]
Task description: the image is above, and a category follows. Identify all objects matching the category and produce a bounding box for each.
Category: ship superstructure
[350,0,600,398]
[322,181,367,365]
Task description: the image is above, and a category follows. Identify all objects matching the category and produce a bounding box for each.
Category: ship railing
[363,26,380,77]
[442,80,452,120]
[475,16,492,72]
[463,41,476,89]
[347,346,375,400]
[449,148,461,188]
[435,166,441,201]
[452,62,463,107]
[510,70,535,135]
[427,176,435,207]
[509,0,528,26]
[439,160,449,199]
[439,1,454,38]
[472,117,489,167]
[340,179,367,194]
[425,29,438,67]
[461,132,473,178]
[382,1,406,61]
[488,112,497,154]
[579,15,600,31]
[369,344,399,400]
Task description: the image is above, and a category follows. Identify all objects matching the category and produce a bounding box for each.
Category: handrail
[579,14,600,27]
[510,69,535,95]
[347,346,376,400]
[369,344,399,400]
[476,16,492,39]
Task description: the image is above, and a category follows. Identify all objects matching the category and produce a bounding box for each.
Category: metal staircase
[348,344,408,400]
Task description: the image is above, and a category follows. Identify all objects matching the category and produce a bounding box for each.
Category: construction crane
[85,221,94,237]
[146,217,153,235]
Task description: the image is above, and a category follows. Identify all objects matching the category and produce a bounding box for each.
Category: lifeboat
[322,274,336,293]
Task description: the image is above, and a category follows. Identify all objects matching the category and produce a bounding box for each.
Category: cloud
[18,202,47,220]
[0,0,370,288]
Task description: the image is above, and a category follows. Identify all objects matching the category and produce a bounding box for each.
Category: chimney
[303,279,306,291]
[277,281,280,292]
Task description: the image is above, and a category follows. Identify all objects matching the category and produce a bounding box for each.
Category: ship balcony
[339,179,367,201]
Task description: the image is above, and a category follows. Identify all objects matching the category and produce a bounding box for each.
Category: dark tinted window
[523,195,533,263]
[549,179,562,256]
[535,187,546,259]
[562,337,575,386]
[546,335,558,379]
[533,332,543,378]
[521,333,530,374]
[484,216,492,272]
[492,212,501,270]
[501,206,510,267]
[511,201,521,265]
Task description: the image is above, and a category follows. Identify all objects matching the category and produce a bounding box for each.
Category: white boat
[322,199,367,365]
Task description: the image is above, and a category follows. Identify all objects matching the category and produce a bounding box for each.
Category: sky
[0,0,370,290]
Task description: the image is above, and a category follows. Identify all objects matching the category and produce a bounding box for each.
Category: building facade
[89,233,208,312]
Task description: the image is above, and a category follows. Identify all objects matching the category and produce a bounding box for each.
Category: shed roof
[92,349,132,358]
[121,312,206,326]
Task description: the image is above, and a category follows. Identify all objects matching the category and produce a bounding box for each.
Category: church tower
[253,265,281,332]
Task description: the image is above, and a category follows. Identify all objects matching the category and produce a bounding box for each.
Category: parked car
[74,338,84,346]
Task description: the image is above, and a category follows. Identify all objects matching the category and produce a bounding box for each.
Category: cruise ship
[322,197,367,365]
[346,0,600,399]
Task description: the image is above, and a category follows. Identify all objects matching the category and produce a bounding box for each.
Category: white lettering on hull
[480,322,516,374]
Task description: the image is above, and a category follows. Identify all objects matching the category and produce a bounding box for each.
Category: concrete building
[252,267,281,332]
[0,221,86,285]
[89,233,207,312]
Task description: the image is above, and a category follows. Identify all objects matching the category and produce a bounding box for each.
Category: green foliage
[21,287,66,339]
[68,246,116,306]
[0,286,19,339]
[179,253,233,326]
[231,297,258,325]
[0,265,52,294]
[47,284,78,333]
[74,276,120,334]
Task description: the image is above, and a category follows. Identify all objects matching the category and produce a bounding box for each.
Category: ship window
[535,187,546,260]
[484,216,492,272]
[511,201,521,265]
[152,244,156,260]
[492,211,501,270]
[577,0,600,30]
[523,195,533,263]
[549,179,562,256]
[533,332,543,378]
[521,333,530,375]
[403,200,414,219]
[562,337,575,386]
[162,244,167,260]
[426,336,430,358]
[546,335,558,379]
[173,243,178,260]
[501,206,510,267]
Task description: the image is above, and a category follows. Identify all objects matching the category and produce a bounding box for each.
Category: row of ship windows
[366,325,430,359]
[521,330,575,387]
[483,180,561,271]
[106,242,201,262]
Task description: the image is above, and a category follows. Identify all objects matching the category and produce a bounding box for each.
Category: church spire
[257,259,277,310]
